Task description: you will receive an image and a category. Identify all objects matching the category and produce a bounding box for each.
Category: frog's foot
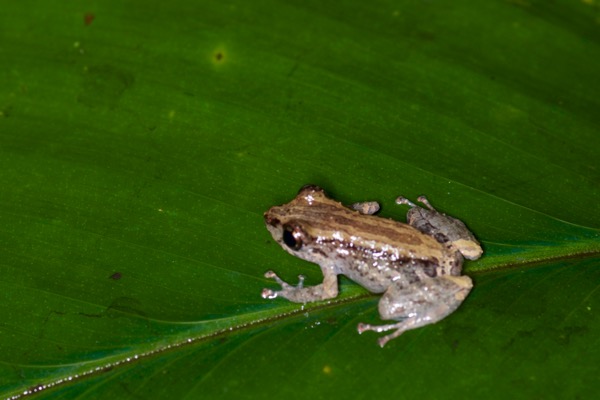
[351,201,380,215]
[261,270,305,299]
[262,269,339,303]
[398,195,483,261]
[357,320,418,348]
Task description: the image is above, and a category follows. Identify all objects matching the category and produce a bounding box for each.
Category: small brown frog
[262,185,482,347]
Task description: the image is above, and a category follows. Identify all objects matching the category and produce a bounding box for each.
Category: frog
[262,185,483,347]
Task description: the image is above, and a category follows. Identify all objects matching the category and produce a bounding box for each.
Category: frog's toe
[264,270,277,279]
[395,196,416,208]
[261,288,278,299]
[376,327,407,347]
[357,322,370,334]
[264,270,287,286]
[377,335,392,348]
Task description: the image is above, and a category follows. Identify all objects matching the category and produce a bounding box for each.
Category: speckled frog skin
[262,185,483,347]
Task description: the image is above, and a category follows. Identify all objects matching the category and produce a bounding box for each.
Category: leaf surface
[1,0,599,399]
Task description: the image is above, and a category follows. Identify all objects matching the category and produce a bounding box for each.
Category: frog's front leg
[357,274,472,347]
[262,264,338,303]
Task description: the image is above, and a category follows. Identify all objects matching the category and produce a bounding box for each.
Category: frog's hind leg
[357,275,472,347]
[396,195,483,262]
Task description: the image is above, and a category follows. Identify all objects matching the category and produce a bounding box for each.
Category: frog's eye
[282,224,303,251]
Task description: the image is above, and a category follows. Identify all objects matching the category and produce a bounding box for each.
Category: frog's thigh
[378,275,472,322]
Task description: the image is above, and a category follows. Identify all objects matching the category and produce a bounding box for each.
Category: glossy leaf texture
[1,0,599,399]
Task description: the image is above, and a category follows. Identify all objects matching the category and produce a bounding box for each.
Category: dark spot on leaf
[84,12,95,26]
[215,52,223,61]
[109,272,122,280]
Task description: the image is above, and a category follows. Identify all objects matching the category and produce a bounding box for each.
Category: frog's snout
[264,212,280,227]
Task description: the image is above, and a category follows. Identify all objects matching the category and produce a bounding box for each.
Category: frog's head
[264,185,337,262]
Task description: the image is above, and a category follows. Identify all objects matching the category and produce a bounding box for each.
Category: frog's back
[309,203,446,261]
[272,186,448,263]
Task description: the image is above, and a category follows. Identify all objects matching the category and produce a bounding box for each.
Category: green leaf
[1,0,599,399]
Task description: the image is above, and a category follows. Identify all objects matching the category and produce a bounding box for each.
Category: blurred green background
[1,0,599,398]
